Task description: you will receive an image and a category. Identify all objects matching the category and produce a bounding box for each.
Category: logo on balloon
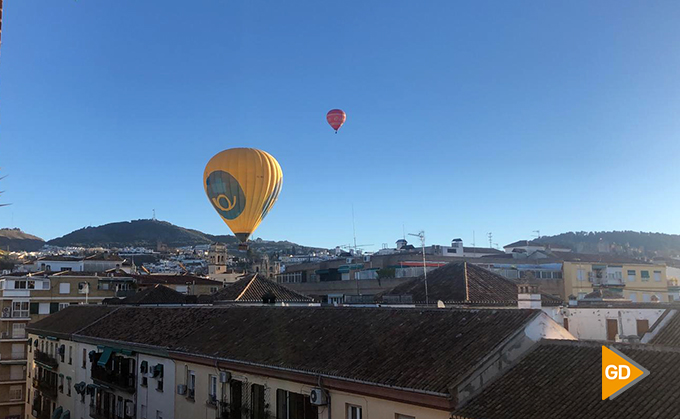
[205,170,246,220]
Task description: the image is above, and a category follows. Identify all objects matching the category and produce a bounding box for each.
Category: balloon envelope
[204,148,283,244]
[326,109,346,132]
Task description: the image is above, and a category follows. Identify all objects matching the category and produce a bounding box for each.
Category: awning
[60,410,71,419]
[51,407,63,419]
[74,382,86,394]
[97,348,113,367]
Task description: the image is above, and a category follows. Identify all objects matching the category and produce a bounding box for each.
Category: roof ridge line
[235,273,258,301]
[464,261,470,302]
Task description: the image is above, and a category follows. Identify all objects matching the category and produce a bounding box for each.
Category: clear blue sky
[2,1,680,250]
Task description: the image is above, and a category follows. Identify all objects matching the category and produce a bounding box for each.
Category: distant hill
[46,219,323,254]
[0,228,45,252]
[534,231,680,258]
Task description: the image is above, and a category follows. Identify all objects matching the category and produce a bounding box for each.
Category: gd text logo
[602,346,649,400]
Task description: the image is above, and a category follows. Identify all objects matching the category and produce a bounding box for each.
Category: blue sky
[1,1,680,250]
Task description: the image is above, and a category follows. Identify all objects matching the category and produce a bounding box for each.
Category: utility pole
[408,231,429,305]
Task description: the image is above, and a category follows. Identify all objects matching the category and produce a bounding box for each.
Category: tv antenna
[152,209,156,221]
[408,230,429,305]
[533,230,541,239]
[487,232,493,249]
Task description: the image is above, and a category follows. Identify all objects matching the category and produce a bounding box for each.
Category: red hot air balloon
[326,109,346,133]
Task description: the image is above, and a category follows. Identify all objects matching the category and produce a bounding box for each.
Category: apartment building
[0,271,128,419]
[26,305,573,419]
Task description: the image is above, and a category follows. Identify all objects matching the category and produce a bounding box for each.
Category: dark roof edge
[538,337,680,353]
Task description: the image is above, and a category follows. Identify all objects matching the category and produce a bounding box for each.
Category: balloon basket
[238,243,249,251]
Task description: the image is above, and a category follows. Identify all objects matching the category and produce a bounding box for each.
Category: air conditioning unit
[219,371,231,383]
[177,384,187,395]
[309,388,328,406]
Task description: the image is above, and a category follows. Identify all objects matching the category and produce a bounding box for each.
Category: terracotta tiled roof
[453,340,680,419]
[382,262,563,306]
[40,305,541,394]
[211,274,313,303]
[26,306,118,339]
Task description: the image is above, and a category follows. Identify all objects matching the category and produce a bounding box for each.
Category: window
[59,303,70,311]
[210,287,219,293]
[643,293,651,302]
[231,380,243,418]
[59,375,64,393]
[641,271,650,281]
[629,293,637,302]
[69,346,73,364]
[142,376,148,387]
[654,271,662,282]
[627,270,636,282]
[277,389,318,419]
[577,292,586,300]
[15,280,26,289]
[141,405,147,419]
[251,384,265,419]
[67,377,72,396]
[59,283,70,294]
[156,411,163,419]
[637,319,650,337]
[12,323,26,339]
[38,303,50,315]
[347,404,362,419]
[12,301,29,317]
[563,318,569,331]
[187,370,196,399]
[577,269,585,281]
[82,348,87,369]
[208,374,218,401]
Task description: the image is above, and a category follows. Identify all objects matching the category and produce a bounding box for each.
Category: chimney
[517,283,542,309]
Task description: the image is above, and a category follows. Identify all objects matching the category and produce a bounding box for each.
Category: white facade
[554,307,666,341]
[137,354,175,419]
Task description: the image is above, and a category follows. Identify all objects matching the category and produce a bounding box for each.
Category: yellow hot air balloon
[204,148,283,249]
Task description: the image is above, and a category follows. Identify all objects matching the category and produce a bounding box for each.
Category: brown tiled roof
[27,306,118,339]
[211,274,312,303]
[51,269,132,277]
[132,274,221,286]
[453,340,680,419]
[552,251,652,264]
[382,262,563,306]
[121,285,193,305]
[73,306,540,394]
[650,311,680,347]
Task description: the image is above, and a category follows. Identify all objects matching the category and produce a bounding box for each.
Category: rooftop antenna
[472,230,475,248]
[487,232,493,249]
[408,230,429,305]
[533,230,541,239]
[351,204,357,252]
[152,209,156,221]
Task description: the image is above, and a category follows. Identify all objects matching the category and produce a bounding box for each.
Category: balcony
[34,350,59,369]
[90,403,135,419]
[0,331,27,341]
[92,365,135,393]
[33,377,58,399]
[32,406,51,419]
[0,352,27,364]
[0,372,26,383]
[589,272,625,287]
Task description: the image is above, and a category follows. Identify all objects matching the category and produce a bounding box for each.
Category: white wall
[137,355,175,419]
[557,307,665,341]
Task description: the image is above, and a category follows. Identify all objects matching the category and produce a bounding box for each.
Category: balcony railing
[92,365,135,393]
[589,272,625,287]
[0,372,27,382]
[0,352,27,362]
[33,377,58,399]
[32,406,51,419]
[34,350,59,369]
[0,389,23,403]
[0,331,27,340]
